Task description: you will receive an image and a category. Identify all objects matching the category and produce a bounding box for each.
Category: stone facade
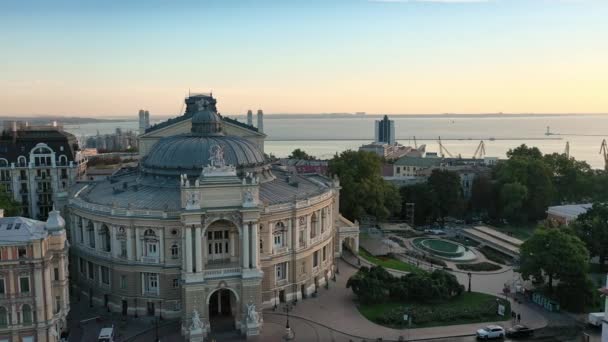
[0,210,69,342]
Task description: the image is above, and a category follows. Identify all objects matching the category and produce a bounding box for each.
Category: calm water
[64,115,608,169]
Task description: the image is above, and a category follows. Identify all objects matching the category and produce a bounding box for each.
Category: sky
[0,0,607,116]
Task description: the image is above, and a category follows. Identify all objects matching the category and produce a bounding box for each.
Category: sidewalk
[268,258,548,341]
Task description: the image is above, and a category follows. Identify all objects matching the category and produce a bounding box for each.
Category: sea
[64,114,608,170]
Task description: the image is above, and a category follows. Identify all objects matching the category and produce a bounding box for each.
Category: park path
[268,256,548,341]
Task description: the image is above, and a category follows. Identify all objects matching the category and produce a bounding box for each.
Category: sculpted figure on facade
[191,309,203,331]
[209,144,226,168]
[247,302,259,324]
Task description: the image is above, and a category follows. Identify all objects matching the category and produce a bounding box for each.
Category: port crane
[473,140,486,159]
[413,136,418,149]
[601,139,608,171]
[438,136,453,158]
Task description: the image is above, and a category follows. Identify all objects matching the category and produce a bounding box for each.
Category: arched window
[143,229,159,259]
[21,304,32,325]
[100,225,111,252]
[0,306,8,328]
[171,244,179,258]
[78,218,84,244]
[0,159,8,167]
[310,213,318,239]
[273,222,286,251]
[17,156,26,167]
[58,154,68,166]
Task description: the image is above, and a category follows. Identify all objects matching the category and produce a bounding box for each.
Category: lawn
[359,248,424,274]
[358,292,511,329]
[491,223,537,241]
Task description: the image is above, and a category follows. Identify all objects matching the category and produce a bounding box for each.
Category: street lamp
[283,303,294,340]
[467,272,472,293]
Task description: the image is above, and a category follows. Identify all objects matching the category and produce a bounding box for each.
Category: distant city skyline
[1,0,607,116]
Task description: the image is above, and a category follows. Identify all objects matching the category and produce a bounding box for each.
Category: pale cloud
[369,0,491,3]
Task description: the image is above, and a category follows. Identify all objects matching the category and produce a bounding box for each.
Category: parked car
[476,325,505,339]
[588,312,604,327]
[506,325,534,338]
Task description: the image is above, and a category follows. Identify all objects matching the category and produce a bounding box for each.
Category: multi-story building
[0,208,69,342]
[0,122,86,220]
[374,115,395,145]
[67,94,359,340]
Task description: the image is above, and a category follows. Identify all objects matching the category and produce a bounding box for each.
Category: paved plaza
[67,256,551,341]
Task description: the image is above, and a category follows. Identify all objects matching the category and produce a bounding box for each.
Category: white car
[476,325,505,339]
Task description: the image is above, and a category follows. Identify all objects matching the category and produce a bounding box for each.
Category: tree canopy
[329,150,401,221]
[571,202,608,271]
[288,148,315,160]
[0,185,20,217]
[519,228,589,295]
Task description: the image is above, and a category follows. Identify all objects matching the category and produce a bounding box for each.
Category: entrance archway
[207,289,237,332]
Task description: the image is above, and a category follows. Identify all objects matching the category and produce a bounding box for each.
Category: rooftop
[547,203,592,219]
[0,216,48,245]
[394,156,444,167]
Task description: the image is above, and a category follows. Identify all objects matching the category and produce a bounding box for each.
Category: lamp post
[467,272,472,293]
[283,302,294,340]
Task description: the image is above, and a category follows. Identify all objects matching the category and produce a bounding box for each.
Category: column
[268,222,274,254]
[34,267,45,322]
[44,266,53,319]
[135,228,141,262]
[286,220,292,250]
[127,227,134,260]
[202,228,208,265]
[185,226,193,273]
[111,226,118,258]
[195,226,203,273]
[242,223,250,269]
[305,215,311,245]
[93,222,100,250]
[159,228,165,263]
[251,223,258,268]
[229,231,236,257]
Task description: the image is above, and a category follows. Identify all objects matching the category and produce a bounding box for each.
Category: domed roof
[142,135,266,176]
[191,108,223,135]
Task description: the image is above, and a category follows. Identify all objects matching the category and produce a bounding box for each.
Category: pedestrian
[511,311,516,322]
[517,313,521,323]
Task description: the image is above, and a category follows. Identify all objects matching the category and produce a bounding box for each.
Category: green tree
[470,175,499,219]
[346,266,392,304]
[288,148,315,160]
[329,150,401,221]
[571,203,608,271]
[506,144,543,160]
[519,228,589,293]
[499,182,528,223]
[495,156,554,221]
[400,183,435,226]
[0,185,20,216]
[427,169,463,226]
[543,153,593,203]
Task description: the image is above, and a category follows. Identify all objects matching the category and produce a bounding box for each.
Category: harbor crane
[473,140,486,159]
[601,139,608,171]
[438,136,453,158]
[564,141,570,158]
[413,136,418,149]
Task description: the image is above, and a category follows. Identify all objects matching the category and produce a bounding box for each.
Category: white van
[98,325,115,342]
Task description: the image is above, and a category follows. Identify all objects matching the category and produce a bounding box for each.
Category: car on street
[476,325,505,339]
[506,325,534,338]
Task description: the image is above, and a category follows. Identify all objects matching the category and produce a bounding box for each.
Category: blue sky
[1,0,607,115]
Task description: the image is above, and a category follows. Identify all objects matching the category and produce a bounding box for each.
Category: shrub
[479,246,512,265]
[456,262,501,272]
[403,250,447,267]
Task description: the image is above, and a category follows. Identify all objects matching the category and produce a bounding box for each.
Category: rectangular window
[55,296,61,313]
[0,278,5,294]
[299,230,305,247]
[79,258,86,274]
[54,267,59,281]
[300,261,306,275]
[322,246,327,261]
[172,279,179,288]
[88,261,95,280]
[18,247,27,259]
[313,251,319,268]
[276,262,287,281]
[120,241,127,258]
[120,275,127,289]
[19,277,30,293]
[100,266,110,285]
[144,273,159,294]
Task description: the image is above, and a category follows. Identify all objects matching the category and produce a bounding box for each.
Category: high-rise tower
[257,109,264,133]
[247,109,253,126]
[374,115,395,144]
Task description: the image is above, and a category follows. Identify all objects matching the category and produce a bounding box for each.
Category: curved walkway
[264,256,548,341]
